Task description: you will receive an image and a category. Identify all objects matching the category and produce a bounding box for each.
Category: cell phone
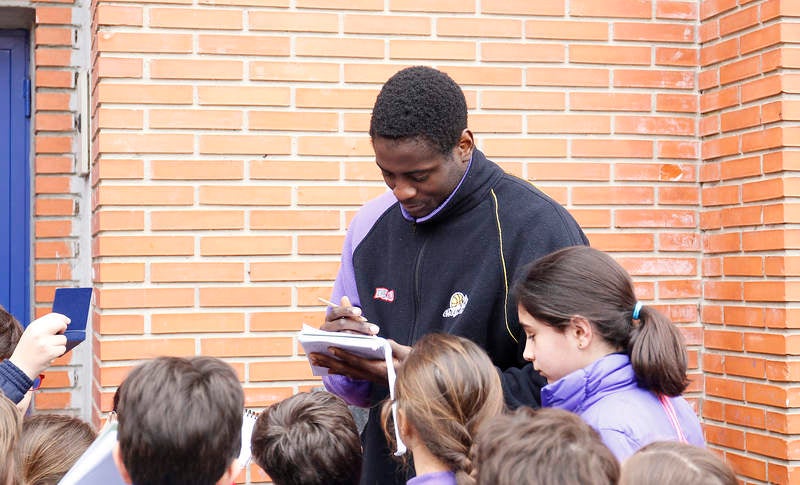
[51,287,93,353]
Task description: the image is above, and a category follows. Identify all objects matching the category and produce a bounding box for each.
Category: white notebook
[298,324,407,456]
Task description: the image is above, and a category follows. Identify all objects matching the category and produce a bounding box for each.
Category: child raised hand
[512,246,704,460]
[9,312,69,381]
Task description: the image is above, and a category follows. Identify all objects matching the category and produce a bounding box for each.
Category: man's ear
[569,316,593,349]
[112,443,134,485]
[214,458,241,485]
[457,129,474,162]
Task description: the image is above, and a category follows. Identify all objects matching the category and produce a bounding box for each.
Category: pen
[317,297,340,307]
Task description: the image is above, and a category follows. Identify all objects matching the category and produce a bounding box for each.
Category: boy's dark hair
[251,391,362,485]
[475,407,619,485]
[116,356,243,485]
[369,66,468,155]
[620,441,737,485]
[0,306,23,360]
[513,245,689,396]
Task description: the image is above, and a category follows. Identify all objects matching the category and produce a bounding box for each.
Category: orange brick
[36,6,72,24]
[95,236,194,257]
[527,114,609,134]
[250,361,316,382]
[527,67,609,87]
[705,423,745,449]
[659,280,701,299]
[657,2,697,20]
[390,0,473,13]
[244,387,295,408]
[482,138,567,158]
[705,375,744,400]
[152,160,244,180]
[94,262,145,283]
[99,338,195,361]
[251,160,339,181]
[92,211,145,233]
[344,14,430,35]
[570,0,650,18]
[96,57,143,78]
[251,311,321,332]
[36,92,70,111]
[250,210,341,230]
[150,8,242,29]
[96,186,193,206]
[36,70,73,88]
[96,288,194,309]
[152,313,245,334]
[616,209,696,228]
[482,90,565,110]
[570,92,651,111]
[250,262,339,282]
[199,287,291,307]
[151,59,243,80]
[34,176,70,194]
[97,84,193,104]
[298,235,345,255]
[149,109,242,130]
[440,66,522,86]
[35,220,72,238]
[295,88,378,109]
[35,26,73,46]
[94,314,145,335]
[198,86,290,106]
[297,186,386,206]
[481,42,564,63]
[199,135,291,155]
[297,136,373,156]
[150,210,244,230]
[35,263,72,281]
[97,5,143,26]
[659,232,700,251]
[616,257,696,276]
[437,17,521,38]
[529,162,609,181]
[249,111,337,132]
[570,44,651,65]
[573,186,653,205]
[151,262,244,282]
[614,69,695,89]
[35,198,75,217]
[390,40,475,60]
[197,186,291,206]
[98,32,192,53]
[570,209,611,228]
[586,233,654,252]
[525,20,607,41]
[615,22,694,42]
[297,37,383,59]
[249,11,337,32]
[35,136,72,153]
[251,62,339,83]
[572,139,653,158]
[97,109,144,130]
[201,337,293,357]
[481,0,563,15]
[200,236,292,256]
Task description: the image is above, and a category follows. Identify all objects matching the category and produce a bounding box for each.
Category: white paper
[298,324,406,455]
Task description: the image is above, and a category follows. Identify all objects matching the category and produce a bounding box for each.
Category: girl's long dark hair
[513,246,689,396]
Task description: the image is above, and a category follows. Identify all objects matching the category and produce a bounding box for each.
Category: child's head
[250,391,361,485]
[16,413,97,485]
[620,441,737,485]
[383,333,505,484]
[0,305,23,360]
[0,393,22,485]
[513,245,689,396]
[114,356,244,485]
[475,407,619,485]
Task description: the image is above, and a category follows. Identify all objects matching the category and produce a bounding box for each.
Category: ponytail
[628,304,689,396]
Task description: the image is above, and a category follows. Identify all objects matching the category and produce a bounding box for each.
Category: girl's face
[518,305,583,384]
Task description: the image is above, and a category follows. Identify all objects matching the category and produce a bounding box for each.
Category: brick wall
[1,0,93,417]
[80,0,793,483]
[700,1,800,483]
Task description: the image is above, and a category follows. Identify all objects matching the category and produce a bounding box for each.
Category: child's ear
[397,408,415,443]
[214,458,241,485]
[569,316,593,349]
[112,443,134,485]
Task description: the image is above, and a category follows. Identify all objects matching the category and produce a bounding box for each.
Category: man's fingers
[320,316,379,335]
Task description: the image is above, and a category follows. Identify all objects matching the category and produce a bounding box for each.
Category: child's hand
[9,312,69,380]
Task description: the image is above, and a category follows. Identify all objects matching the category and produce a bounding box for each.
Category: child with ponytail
[513,246,704,460]
[382,333,505,485]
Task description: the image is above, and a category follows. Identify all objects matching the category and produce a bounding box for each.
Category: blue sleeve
[0,359,33,404]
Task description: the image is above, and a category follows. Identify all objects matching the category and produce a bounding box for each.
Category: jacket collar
[541,353,636,413]
[399,149,502,224]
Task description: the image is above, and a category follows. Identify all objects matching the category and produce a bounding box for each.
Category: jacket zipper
[408,235,427,343]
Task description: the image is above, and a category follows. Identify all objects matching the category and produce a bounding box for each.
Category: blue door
[0,30,31,323]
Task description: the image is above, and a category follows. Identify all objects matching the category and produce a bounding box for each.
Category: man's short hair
[369,65,468,155]
[116,356,244,485]
[0,306,23,360]
[251,391,362,485]
[475,407,619,485]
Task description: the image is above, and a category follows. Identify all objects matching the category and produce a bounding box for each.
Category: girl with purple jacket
[513,246,704,461]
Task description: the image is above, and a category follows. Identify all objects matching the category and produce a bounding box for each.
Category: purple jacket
[542,353,705,461]
[407,471,456,485]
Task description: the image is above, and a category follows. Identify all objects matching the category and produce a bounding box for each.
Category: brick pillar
[700,1,800,482]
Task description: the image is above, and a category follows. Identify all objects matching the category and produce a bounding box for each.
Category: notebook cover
[51,287,93,352]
